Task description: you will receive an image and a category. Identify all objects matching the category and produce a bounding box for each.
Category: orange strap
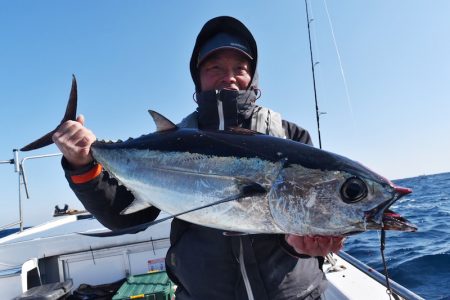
[71,164,103,184]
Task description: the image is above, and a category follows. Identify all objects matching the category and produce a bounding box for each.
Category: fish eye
[341,177,368,203]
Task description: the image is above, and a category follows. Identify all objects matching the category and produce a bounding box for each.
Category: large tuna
[22,76,417,236]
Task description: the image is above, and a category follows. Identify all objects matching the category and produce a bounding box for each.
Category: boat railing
[0,149,62,232]
[338,251,425,300]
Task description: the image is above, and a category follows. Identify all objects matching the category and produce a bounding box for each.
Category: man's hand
[285,235,345,257]
[52,115,96,169]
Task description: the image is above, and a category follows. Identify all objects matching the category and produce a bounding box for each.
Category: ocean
[345,172,450,300]
[1,172,449,299]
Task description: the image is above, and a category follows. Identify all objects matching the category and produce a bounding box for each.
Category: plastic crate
[112,271,174,300]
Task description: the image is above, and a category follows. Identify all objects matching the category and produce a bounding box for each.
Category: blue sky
[1,1,449,226]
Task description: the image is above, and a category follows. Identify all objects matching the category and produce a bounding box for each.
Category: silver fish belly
[92,147,286,234]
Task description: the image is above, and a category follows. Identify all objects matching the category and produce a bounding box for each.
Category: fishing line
[380,228,400,300]
[322,0,356,129]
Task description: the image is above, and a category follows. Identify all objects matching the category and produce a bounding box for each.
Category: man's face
[199,49,252,92]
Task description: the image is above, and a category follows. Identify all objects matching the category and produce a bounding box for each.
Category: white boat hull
[0,214,423,299]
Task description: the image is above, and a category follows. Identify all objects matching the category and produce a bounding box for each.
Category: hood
[190,16,259,94]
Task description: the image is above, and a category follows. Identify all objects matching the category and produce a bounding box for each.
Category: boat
[0,212,171,299]
[0,210,424,299]
[0,151,425,299]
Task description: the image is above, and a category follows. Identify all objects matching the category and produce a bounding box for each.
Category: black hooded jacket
[63,16,327,300]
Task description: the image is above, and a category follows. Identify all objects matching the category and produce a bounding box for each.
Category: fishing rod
[304,0,323,149]
[303,3,404,298]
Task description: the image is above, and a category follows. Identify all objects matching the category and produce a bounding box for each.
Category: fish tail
[21,75,78,151]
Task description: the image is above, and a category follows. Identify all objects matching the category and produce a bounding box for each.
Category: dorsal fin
[21,75,78,151]
[225,126,261,135]
[148,110,177,132]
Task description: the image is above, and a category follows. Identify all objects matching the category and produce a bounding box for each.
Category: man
[54,16,344,299]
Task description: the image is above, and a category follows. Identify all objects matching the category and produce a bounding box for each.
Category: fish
[21,76,417,237]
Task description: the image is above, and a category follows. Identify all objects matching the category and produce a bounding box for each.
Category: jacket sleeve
[62,158,160,230]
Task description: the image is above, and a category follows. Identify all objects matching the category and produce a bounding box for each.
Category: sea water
[345,172,450,300]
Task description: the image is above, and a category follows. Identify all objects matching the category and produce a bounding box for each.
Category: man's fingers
[285,235,346,257]
[332,236,346,253]
[55,120,82,138]
[76,114,85,125]
[51,117,96,169]
[53,122,81,146]
[53,120,93,147]
[57,114,87,138]
[69,128,93,148]
[318,236,333,249]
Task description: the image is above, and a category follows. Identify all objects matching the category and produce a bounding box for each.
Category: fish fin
[148,110,178,132]
[119,177,266,215]
[79,181,266,237]
[225,127,261,135]
[21,75,78,151]
[237,180,267,195]
[222,231,248,236]
[120,199,153,215]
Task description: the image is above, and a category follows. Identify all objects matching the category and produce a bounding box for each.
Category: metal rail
[338,251,425,300]
[1,150,62,232]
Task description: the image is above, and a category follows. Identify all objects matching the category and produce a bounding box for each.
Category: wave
[347,172,450,299]
[389,253,450,299]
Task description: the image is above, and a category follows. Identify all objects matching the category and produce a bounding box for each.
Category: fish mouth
[365,185,417,232]
[380,209,417,232]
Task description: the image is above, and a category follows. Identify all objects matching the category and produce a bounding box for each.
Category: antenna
[304,0,323,149]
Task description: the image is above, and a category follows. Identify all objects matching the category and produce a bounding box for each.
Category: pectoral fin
[120,199,153,215]
[79,181,267,237]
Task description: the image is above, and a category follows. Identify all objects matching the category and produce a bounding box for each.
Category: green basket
[112,271,174,300]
